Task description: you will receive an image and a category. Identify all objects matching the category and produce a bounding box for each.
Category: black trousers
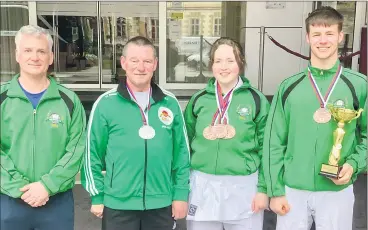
[102,205,176,230]
[0,190,74,230]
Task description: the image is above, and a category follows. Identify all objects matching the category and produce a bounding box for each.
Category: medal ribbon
[307,65,342,108]
[212,78,238,125]
[126,83,152,126]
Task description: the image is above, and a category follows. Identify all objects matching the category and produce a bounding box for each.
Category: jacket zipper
[33,109,36,180]
[110,163,115,188]
[214,140,220,174]
[314,125,319,190]
[143,139,148,209]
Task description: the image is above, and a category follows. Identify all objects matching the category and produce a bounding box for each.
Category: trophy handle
[347,108,364,123]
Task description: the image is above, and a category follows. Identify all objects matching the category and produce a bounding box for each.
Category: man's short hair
[122,36,156,57]
[15,25,53,51]
[305,6,344,33]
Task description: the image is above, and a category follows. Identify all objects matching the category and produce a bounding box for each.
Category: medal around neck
[212,124,227,139]
[224,124,236,139]
[313,107,331,123]
[203,126,217,140]
[203,124,236,140]
[139,125,155,139]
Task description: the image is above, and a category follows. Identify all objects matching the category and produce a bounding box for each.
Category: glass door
[100,2,159,86]
[37,2,99,86]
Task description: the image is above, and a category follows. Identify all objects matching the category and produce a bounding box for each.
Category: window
[165,2,245,86]
[116,17,127,38]
[190,18,200,36]
[214,18,221,36]
[319,1,357,68]
[1,1,29,83]
[151,19,159,42]
[100,2,159,84]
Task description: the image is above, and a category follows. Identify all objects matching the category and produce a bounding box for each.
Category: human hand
[172,201,188,220]
[251,192,269,213]
[330,163,354,185]
[270,196,290,216]
[20,182,49,207]
[91,204,104,218]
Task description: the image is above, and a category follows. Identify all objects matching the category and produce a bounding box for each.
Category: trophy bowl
[327,105,363,123]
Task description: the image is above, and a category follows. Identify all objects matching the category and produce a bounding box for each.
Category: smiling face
[306,24,343,63]
[121,43,157,91]
[211,44,241,86]
[16,34,53,78]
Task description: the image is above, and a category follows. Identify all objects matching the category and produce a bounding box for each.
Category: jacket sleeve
[40,97,87,195]
[183,95,197,147]
[345,97,367,177]
[172,102,191,202]
[255,95,270,194]
[1,148,31,198]
[262,86,288,197]
[81,100,108,205]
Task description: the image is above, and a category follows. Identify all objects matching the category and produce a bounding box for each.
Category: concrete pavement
[74,174,367,230]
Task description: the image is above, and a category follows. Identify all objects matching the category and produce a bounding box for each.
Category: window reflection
[101,2,159,84]
[319,1,357,68]
[166,2,246,83]
[37,2,99,84]
[0,2,29,83]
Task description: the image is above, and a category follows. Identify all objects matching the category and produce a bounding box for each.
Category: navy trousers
[0,189,74,230]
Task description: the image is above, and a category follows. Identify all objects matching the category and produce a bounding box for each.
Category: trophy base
[319,164,342,179]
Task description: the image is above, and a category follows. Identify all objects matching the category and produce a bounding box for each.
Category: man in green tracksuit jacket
[1,25,86,230]
[263,7,367,230]
[81,36,190,230]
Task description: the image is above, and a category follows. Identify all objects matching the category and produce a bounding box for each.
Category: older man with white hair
[0,25,86,230]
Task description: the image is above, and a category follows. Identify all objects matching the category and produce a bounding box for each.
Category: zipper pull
[33,109,36,115]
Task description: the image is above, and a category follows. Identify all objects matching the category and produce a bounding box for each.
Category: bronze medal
[203,126,217,140]
[313,107,331,123]
[212,124,227,139]
[224,125,236,139]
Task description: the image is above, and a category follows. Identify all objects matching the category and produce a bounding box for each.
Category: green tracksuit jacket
[263,60,367,197]
[184,75,270,193]
[81,77,190,210]
[1,74,86,197]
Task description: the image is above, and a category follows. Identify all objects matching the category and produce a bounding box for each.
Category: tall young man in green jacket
[0,25,86,230]
[263,7,367,230]
[81,36,190,230]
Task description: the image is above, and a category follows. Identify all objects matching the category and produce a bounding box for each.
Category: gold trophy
[319,104,363,179]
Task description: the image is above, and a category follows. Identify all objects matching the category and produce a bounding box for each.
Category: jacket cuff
[40,176,54,195]
[257,185,267,194]
[91,193,104,205]
[173,188,189,201]
[267,187,285,198]
[345,160,358,174]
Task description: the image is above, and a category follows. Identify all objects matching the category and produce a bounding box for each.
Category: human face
[16,34,53,78]
[306,24,343,63]
[121,44,157,90]
[212,44,240,88]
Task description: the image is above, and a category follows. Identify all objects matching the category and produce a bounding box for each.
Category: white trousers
[276,185,355,230]
[186,170,259,221]
[186,170,264,230]
[187,211,264,230]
